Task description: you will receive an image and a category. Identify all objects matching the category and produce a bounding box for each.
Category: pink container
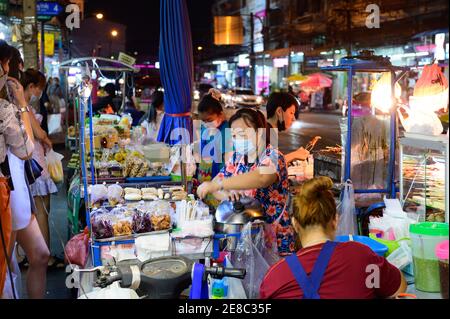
[436,240,449,299]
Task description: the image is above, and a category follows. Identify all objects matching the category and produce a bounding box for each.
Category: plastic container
[335,235,388,257]
[410,222,449,292]
[435,240,449,299]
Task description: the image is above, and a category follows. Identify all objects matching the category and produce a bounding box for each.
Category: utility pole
[335,0,356,56]
[250,12,256,91]
[22,0,39,69]
[346,0,352,56]
[40,20,45,72]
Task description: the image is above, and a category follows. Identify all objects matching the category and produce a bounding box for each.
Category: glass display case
[400,135,449,223]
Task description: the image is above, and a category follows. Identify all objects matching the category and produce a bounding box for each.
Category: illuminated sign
[214,16,244,46]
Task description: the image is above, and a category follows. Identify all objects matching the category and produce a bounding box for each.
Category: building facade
[206,0,449,96]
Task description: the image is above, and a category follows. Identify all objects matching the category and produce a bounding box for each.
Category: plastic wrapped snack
[132,206,153,234]
[148,200,172,231]
[108,184,124,206]
[110,207,133,237]
[90,184,108,207]
[91,208,114,239]
[137,161,149,177]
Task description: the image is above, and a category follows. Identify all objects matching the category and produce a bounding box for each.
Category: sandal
[48,256,65,270]
[19,257,29,269]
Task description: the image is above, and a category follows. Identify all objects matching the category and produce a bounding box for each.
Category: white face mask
[204,119,222,129]
[30,92,42,104]
[233,138,256,156]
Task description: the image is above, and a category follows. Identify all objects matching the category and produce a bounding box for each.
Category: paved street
[222,106,342,154]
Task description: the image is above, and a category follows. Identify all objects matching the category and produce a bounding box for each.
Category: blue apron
[285,241,338,299]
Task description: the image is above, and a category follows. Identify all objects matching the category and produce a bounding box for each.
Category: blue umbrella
[157,0,194,145]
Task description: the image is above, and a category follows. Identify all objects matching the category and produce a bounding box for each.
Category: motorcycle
[76,256,246,299]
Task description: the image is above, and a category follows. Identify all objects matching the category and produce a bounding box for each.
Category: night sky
[85,0,215,59]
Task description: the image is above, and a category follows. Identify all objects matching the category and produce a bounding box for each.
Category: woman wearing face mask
[260,177,407,299]
[265,93,310,165]
[6,46,50,298]
[197,89,230,179]
[197,109,294,256]
[195,89,230,207]
[0,40,38,297]
[139,90,165,143]
[21,69,60,269]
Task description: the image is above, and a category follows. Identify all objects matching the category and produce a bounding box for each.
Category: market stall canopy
[287,74,309,83]
[300,73,333,88]
[59,57,138,72]
[157,0,194,145]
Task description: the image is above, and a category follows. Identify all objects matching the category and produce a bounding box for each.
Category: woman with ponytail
[260,177,407,299]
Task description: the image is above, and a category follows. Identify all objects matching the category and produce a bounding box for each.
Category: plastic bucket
[335,235,388,257]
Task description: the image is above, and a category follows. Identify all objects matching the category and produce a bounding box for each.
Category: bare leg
[33,195,50,248]
[16,216,50,299]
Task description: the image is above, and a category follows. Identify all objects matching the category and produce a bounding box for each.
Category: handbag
[25,158,43,185]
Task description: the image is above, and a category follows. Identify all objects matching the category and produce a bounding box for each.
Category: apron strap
[285,241,338,299]
[285,253,317,299]
[310,241,338,291]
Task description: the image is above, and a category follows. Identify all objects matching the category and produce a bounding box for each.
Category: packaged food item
[110,207,133,237]
[108,184,124,206]
[124,188,141,195]
[90,184,108,207]
[148,200,172,231]
[132,207,153,234]
[108,161,123,178]
[91,208,114,239]
[125,193,142,201]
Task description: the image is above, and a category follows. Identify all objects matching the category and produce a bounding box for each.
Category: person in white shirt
[139,90,165,143]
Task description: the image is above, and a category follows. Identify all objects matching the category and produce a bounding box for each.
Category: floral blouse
[216,144,295,256]
[0,99,34,176]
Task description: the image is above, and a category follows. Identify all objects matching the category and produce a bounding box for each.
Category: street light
[197,46,203,51]
[111,30,118,37]
[96,13,104,20]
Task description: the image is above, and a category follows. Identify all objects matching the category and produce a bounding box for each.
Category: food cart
[321,51,409,212]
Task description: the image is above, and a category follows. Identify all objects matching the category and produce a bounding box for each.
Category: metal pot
[214,198,264,250]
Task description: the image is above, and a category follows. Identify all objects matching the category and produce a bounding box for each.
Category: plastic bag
[47,114,63,135]
[107,184,124,206]
[413,63,449,112]
[336,180,358,236]
[89,184,108,207]
[132,206,153,234]
[224,255,247,299]
[65,227,90,267]
[91,208,114,239]
[232,223,272,299]
[398,105,443,136]
[46,149,64,183]
[148,200,172,231]
[2,247,21,299]
[110,207,132,237]
[78,282,139,299]
[386,241,412,270]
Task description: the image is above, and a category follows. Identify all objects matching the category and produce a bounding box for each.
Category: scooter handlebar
[204,266,246,280]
